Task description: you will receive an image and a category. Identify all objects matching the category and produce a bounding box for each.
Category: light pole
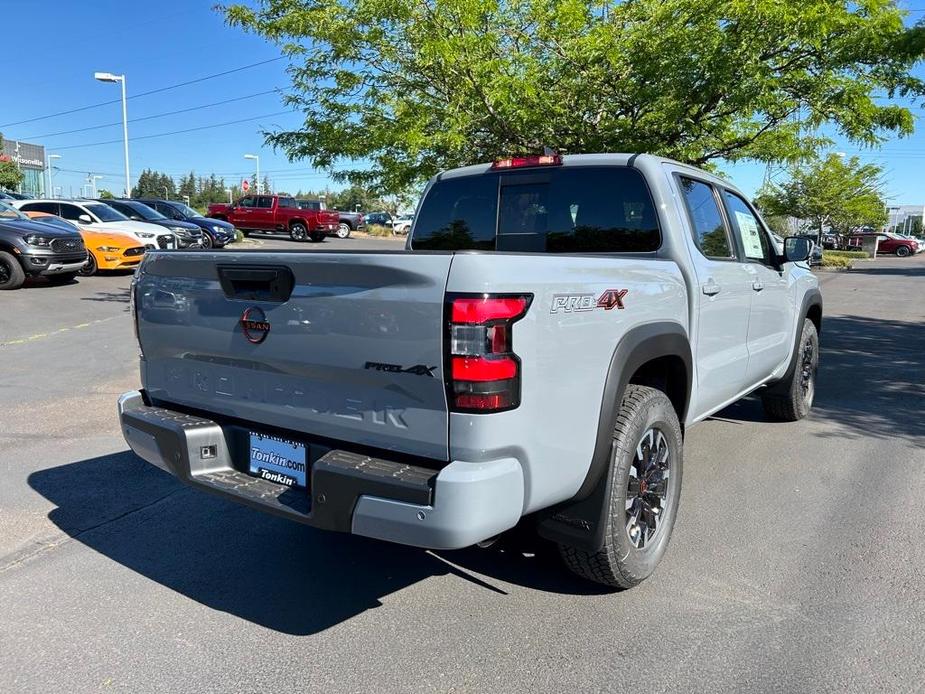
[163,186,168,200]
[244,153,259,194]
[46,154,61,198]
[90,175,104,197]
[94,71,131,197]
[226,188,233,204]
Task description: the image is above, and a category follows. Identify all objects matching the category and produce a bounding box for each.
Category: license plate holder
[248,432,307,488]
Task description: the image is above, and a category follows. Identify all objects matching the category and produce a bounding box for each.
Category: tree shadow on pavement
[715,314,925,442]
[28,451,607,636]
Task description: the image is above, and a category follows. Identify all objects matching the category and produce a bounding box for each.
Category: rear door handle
[752,281,764,292]
[702,280,721,296]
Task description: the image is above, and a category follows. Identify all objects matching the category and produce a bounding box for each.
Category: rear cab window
[411,166,660,252]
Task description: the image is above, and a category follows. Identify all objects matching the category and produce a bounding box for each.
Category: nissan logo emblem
[240,306,270,344]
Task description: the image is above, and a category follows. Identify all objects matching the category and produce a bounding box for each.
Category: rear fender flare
[536,321,691,552]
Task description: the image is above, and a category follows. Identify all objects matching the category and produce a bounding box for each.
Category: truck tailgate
[135,251,452,460]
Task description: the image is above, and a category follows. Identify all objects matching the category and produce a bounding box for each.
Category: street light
[94,71,131,197]
[244,153,260,194]
[226,188,233,204]
[89,174,104,198]
[163,186,168,200]
[47,154,61,198]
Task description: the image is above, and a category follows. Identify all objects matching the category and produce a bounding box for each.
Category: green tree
[98,189,115,199]
[755,154,888,241]
[224,0,925,191]
[0,132,24,191]
[328,184,387,212]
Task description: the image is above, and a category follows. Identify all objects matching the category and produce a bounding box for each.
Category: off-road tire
[0,251,26,290]
[558,385,684,590]
[761,318,819,422]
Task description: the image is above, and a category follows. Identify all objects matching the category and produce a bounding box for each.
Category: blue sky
[1,0,924,205]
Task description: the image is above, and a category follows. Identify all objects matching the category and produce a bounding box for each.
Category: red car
[208,194,340,242]
[874,232,918,257]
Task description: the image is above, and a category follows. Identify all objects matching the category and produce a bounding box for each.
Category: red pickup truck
[208,195,340,242]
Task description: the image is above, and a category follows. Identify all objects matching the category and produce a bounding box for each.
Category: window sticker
[735,210,764,259]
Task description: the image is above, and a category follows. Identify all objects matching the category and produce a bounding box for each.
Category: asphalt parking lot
[1,247,923,693]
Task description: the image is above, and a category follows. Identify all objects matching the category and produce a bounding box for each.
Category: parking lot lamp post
[163,187,168,200]
[93,72,131,197]
[226,189,233,204]
[91,175,103,198]
[244,154,259,194]
[47,154,61,198]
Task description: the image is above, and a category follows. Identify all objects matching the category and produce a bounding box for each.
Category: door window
[238,197,256,209]
[678,178,733,259]
[256,196,274,209]
[58,204,85,221]
[722,191,773,265]
[20,202,59,215]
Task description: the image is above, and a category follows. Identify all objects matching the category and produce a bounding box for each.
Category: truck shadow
[713,314,925,442]
[27,452,606,636]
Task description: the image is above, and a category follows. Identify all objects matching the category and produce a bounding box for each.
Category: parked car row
[0,195,243,290]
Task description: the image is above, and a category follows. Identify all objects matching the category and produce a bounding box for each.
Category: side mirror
[784,236,812,263]
[78,214,93,224]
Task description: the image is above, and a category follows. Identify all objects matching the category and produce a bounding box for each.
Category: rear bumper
[118,390,524,549]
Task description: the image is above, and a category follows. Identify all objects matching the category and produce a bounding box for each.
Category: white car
[14,200,177,249]
[392,213,414,234]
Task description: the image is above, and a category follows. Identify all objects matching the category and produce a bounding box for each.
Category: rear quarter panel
[446,253,687,514]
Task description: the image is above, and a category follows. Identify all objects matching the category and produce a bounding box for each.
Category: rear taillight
[446,294,531,413]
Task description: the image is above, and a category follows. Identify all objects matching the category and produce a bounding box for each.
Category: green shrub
[234,229,245,243]
[820,254,853,269]
[367,224,394,237]
[823,249,868,259]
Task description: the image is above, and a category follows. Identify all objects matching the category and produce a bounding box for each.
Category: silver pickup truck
[118,153,821,589]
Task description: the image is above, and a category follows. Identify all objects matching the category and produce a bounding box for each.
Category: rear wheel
[0,251,25,290]
[290,223,308,242]
[310,230,325,243]
[896,245,911,257]
[336,223,351,239]
[558,385,683,589]
[761,318,819,421]
[79,252,97,276]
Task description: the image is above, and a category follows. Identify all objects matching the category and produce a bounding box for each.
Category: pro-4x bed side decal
[364,361,437,377]
[550,289,629,313]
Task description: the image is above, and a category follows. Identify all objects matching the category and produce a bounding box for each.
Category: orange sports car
[22,211,146,275]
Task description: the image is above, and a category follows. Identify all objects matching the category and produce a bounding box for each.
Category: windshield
[85,203,129,222]
[120,201,167,221]
[172,203,200,218]
[0,201,28,220]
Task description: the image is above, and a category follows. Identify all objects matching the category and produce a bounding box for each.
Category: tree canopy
[0,132,24,191]
[224,0,925,191]
[755,154,888,237]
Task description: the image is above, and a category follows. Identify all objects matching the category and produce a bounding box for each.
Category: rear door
[136,252,453,460]
[675,175,753,414]
[254,195,275,230]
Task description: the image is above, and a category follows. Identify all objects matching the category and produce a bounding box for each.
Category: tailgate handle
[217,265,295,302]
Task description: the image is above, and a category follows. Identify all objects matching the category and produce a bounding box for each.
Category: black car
[133,199,236,248]
[364,211,393,227]
[97,199,203,249]
[0,201,87,290]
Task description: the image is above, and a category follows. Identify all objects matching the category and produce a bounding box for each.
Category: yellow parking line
[0,317,115,347]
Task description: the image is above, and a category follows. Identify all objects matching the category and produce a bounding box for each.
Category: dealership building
[1,137,46,196]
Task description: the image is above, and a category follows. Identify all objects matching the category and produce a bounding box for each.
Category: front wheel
[0,251,26,290]
[78,252,98,276]
[896,245,911,257]
[761,318,819,421]
[200,233,214,250]
[336,223,351,239]
[290,223,308,242]
[558,385,683,589]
